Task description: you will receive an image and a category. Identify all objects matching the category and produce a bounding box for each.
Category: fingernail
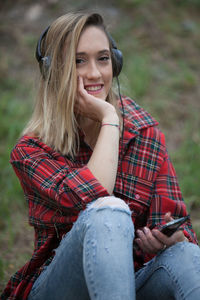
[135,238,141,244]
[144,227,149,234]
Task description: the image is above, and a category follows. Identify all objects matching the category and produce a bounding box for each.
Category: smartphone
[160,215,190,237]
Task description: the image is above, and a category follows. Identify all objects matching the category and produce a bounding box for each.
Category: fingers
[135,227,165,254]
[152,228,186,247]
[76,76,117,122]
[135,213,188,255]
[164,212,173,223]
[75,76,91,114]
[77,76,87,97]
[135,224,186,254]
[76,75,97,104]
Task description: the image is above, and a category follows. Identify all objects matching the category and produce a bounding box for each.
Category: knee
[88,196,130,211]
[85,196,134,235]
[172,241,200,259]
[158,242,200,272]
[180,242,200,265]
[156,243,200,297]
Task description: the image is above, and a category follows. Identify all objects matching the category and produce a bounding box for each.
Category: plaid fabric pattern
[1,97,198,300]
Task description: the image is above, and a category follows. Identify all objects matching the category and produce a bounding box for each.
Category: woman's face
[76,26,113,100]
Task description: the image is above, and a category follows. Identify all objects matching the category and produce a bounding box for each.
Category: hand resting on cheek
[75,76,117,123]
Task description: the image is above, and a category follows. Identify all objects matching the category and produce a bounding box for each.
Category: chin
[96,94,107,100]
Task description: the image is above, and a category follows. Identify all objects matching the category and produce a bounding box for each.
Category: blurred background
[0,0,200,292]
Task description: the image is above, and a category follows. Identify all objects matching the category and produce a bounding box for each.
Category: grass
[0,78,32,286]
[0,80,31,202]
[172,134,200,207]
[0,0,200,293]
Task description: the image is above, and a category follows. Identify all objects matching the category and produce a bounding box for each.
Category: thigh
[135,242,200,300]
[28,216,90,300]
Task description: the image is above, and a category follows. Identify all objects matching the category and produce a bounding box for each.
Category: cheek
[107,76,113,91]
[76,68,83,77]
[104,68,113,87]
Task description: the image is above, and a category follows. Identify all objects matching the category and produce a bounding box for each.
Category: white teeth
[86,85,102,91]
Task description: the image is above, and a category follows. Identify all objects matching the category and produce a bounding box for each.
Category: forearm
[87,115,119,194]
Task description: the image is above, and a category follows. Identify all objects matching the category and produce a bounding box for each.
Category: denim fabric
[28,203,200,300]
[28,203,135,300]
[136,241,200,300]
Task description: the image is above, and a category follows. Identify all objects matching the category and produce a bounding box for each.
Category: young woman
[1,12,200,300]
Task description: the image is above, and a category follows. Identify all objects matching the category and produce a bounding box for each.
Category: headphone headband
[35,25,123,78]
[36,26,50,62]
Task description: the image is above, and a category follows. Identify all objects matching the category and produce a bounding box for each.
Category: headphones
[35,25,123,79]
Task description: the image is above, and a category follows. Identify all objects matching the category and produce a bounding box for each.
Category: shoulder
[120,96,167,147]
[120,96,159,130]
[10,135,56,162]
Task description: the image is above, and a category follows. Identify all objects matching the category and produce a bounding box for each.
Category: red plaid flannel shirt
[1,97,198,300]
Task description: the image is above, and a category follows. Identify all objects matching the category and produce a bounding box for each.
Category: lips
[84,84,103,94]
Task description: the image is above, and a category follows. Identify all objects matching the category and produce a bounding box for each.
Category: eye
[76,58,85,64]
[99,56,110,62]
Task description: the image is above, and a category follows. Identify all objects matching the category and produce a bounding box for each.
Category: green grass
[0,78,33,289]
[172,134,200,208]
[0,79,32,227]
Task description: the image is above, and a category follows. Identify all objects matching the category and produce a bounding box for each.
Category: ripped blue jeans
[28,197,200,300]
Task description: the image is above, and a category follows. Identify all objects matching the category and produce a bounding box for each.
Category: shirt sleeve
[146,131,198,244]
[10,142,110,214]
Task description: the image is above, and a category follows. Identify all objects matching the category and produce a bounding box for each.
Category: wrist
[102,114,119,125]
[101,123,119,129]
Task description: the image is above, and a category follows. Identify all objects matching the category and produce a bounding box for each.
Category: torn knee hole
[88,196,129,210]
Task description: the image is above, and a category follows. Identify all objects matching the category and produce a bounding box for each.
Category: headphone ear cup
[40,56,51,79]
[108,33,123,77]
[112,48,123,77]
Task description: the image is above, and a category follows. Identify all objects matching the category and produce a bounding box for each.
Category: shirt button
[135,194,140,200]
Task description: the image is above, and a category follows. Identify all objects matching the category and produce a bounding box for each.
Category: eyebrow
[76,49,110,56]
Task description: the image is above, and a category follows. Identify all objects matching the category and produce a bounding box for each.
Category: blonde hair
[23,12,121,157]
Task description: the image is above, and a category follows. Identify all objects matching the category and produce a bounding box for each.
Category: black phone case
[160,215,189,237]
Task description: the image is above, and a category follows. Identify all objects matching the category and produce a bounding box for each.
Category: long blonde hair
[23,12,121,157]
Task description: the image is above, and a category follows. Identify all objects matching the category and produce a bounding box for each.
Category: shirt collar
[119,96,159,144]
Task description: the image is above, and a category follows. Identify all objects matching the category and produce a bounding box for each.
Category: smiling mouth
[85,85,103,92]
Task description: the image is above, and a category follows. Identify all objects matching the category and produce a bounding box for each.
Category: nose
[86,60,101,80]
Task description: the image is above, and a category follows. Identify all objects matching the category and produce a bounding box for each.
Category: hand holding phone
[159,215,189,237]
